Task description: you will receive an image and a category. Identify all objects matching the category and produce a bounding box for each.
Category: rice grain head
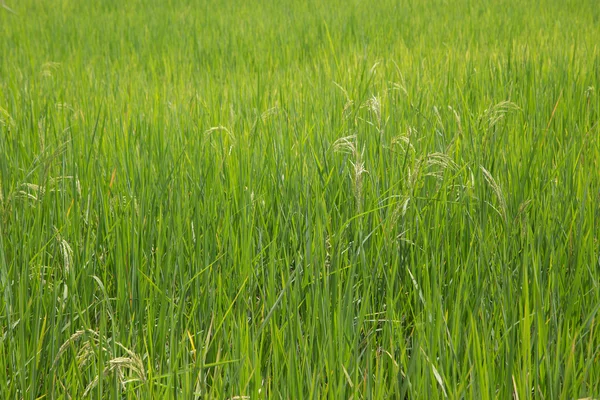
[480,165,508,223]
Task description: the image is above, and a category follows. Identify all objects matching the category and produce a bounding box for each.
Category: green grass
[1,0,600,398]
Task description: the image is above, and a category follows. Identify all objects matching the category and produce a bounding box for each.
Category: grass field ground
[1,0,600,398]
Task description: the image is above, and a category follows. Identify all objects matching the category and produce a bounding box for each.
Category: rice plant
[1,0,599,398]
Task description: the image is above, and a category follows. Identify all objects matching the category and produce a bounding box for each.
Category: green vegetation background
[1,0,599,398]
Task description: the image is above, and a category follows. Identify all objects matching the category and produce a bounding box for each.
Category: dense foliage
[1,0,599,398]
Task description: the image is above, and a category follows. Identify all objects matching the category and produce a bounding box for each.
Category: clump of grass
[1,0,600,398]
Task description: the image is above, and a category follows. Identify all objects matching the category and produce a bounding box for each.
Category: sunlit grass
[1,0,599,398]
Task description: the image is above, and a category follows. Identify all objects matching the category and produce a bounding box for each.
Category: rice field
[1,0,600,398]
